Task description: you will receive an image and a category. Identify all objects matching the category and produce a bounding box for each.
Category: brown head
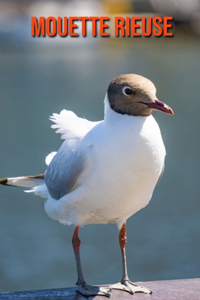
[107,74,174,117]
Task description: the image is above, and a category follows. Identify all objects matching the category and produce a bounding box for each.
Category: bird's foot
[110,279,152,295]
[78,282,112,297]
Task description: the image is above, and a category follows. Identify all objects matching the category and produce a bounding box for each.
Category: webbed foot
[110,279,152,295]
[78,283,112,297]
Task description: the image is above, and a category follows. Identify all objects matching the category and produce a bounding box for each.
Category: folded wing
[0,110,99,200]
[45,142,92,200]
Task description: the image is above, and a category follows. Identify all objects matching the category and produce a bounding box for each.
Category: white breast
[50,105,166,229]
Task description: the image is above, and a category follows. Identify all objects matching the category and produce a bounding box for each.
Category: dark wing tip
[0,178,8,185]
[28,174,45,180]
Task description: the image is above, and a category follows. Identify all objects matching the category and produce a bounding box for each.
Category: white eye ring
[122,86,133,96]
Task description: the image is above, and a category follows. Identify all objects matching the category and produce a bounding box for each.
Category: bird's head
[107,74,174,117]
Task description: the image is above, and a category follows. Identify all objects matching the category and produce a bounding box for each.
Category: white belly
[45,115,166,228]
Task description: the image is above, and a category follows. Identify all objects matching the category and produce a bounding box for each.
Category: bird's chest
[96,118,165,177]
[87,117,166,209]
[72,116,166,226]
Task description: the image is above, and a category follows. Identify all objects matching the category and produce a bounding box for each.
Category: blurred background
[0,0,200,293]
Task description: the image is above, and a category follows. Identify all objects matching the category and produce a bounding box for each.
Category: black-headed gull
[0,74,173,297]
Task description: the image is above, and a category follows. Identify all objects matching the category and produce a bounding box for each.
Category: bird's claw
[110,279,152,295]
[78,283,112,297]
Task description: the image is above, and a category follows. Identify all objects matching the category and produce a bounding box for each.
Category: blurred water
[0,34,200,292]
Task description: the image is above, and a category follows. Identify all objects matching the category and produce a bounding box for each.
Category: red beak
[145,99,174,115]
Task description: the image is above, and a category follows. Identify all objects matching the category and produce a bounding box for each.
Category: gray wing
[45,141,92,200]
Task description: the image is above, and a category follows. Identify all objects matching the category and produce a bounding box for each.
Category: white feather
[50,109,99,141]
[45,151,57,166]
[25,184,48,198]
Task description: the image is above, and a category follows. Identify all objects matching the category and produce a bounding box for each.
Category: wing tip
[0,174,45,188]
[0,178,8,185]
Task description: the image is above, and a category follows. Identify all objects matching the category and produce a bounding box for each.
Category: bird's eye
[122,86,133,96]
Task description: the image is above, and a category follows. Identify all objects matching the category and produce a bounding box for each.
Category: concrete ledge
[0,278,200,300]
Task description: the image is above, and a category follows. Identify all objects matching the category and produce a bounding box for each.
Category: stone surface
[0,278,200,300]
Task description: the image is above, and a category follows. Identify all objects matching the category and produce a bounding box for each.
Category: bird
[0,74,173,297]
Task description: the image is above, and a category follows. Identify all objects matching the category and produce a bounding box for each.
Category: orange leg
[110,223,152,294]
[119,223,129,281]
[72,226,85,285]
[72,226,111,297]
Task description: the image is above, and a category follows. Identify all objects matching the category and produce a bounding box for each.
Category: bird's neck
[104,94,149,127]
[104,93,123,122]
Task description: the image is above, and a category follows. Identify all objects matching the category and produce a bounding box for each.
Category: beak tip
[143,100,174,116]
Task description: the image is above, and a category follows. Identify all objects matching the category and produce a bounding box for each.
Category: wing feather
[45,140,92,200]
[50,109,99,140]
[45,110,99,200]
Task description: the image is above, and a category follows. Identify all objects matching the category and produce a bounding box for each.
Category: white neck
[104,93,149,125]
[104,93,124,122]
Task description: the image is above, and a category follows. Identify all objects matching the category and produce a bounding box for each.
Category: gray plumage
[45,141,92,200]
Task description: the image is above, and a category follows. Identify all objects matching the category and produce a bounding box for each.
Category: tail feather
[0,174,45,188]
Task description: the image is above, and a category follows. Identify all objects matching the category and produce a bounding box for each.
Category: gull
[0,74,173,297]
